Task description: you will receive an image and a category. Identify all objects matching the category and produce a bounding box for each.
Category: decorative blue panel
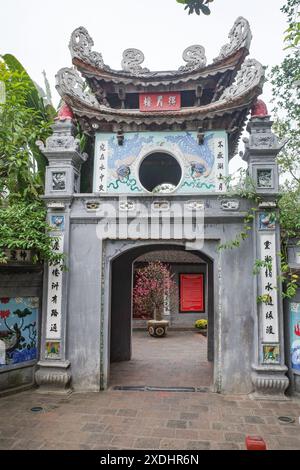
[94,131,228,194]
[0,297,38,367]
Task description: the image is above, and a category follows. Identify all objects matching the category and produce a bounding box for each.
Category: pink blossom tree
[133,262,178,321]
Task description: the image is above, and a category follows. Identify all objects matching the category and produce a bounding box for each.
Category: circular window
[139,152,182,193]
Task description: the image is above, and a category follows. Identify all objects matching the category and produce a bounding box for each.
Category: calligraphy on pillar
[260,232,279,343]
[214,136,226,193]
[94,140,108,193]
[46,235,64,340]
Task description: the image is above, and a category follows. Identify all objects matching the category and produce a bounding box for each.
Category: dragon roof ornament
[69,26,110,70]
[121,48,150,75]
[56,67,101,109]
[220,59,265,102]
[178,45,207,72]
[214,17,252,62]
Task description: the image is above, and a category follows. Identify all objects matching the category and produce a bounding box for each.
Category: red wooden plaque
[139,92,181,112]
[180,274,204,312]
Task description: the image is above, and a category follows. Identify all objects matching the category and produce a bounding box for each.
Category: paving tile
[186,440,211,450]
[159,438,186,450]
[175,429,199,440]
[117,409,138,417]
[215,442,241,450]
[150,427,176,438]
[224,432,246,442]
[244,415,265,424]
[111,435,136,448]
[134,437,161,449]
[167,420,187,429]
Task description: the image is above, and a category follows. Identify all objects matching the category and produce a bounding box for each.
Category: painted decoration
[260,233,279,343]
[139,92,181,112]
[262,344,280,364]
[0,297,38,367]
[46,235,64,340]
[180,274,204,312]
[94,131,228,194]
[290,302,300,372]
[94,140,108,193]
[259,212,276,231]
[51,215,65,231]
[45,341,61,360]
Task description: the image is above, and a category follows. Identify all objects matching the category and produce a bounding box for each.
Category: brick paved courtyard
[1,387,300,450]
[110,330,213,388]
[0,329,300,451]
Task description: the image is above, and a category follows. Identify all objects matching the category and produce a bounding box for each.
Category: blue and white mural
[94,131,228,194]
[0,297,38,367]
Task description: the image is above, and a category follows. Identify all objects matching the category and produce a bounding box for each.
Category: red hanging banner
[180,274,204,312]
[139,92,181,112]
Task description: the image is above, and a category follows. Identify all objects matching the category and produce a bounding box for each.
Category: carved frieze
[220,199,240,211]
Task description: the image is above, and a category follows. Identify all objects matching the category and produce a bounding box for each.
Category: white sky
[1,0,288,171]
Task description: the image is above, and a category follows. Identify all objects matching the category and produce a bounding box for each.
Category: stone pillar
[243,114,289,399]
[35,112,87,394]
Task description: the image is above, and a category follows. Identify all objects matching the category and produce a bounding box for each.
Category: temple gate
[32,17,289,398]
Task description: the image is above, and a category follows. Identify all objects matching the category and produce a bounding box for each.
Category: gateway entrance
[109,245,214,389]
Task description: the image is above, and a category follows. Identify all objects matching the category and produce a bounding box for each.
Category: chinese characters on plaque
[94,141,108,193]
[46,235,64,340]
[139,93,181,112]
[260,232,279,343]
[214,136,226,193]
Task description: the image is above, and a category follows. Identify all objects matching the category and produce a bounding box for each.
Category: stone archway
[108,243,214,388]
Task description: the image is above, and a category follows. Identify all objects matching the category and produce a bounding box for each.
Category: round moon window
[139,152,182,193]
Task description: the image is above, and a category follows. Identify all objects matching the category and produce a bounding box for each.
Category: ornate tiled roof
[55,17,265,157]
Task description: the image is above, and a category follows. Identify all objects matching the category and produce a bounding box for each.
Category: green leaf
[201,4,211,14]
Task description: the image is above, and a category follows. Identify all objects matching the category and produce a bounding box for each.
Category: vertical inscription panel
[46,235,64,340]
[260,232,279,343]
[94,139,108,193]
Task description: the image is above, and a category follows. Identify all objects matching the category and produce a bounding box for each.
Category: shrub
[195,319,208,330]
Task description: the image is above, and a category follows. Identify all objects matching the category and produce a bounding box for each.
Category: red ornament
[57,102,74,121]
[251,99,269,118]
[245,436,267,451]
[0,310,10,320]
[0,297,10,304]
[295,323,300,337]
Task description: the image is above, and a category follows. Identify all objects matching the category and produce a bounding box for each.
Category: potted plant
[133,261,178,337]
[195,319,208,336]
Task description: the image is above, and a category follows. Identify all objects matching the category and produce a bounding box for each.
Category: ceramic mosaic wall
[290,302,300,372]
[0,297,38,367]
[94,131,228,194]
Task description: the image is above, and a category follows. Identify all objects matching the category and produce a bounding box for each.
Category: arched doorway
[109,244,214,389]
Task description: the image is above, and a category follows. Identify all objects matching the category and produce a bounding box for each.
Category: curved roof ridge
[68,17,252,79]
